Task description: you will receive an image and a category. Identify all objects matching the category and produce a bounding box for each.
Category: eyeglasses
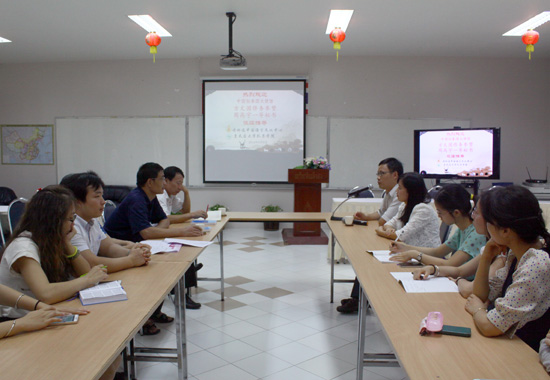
[470,206,478,217]
[67,213,77,223]
[376,171,390,177]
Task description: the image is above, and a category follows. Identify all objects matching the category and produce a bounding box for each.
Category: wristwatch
[417,252,423,263]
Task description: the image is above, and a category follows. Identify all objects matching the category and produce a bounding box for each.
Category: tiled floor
[134,227,409,380]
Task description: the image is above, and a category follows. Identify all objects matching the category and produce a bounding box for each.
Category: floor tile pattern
[134,227,409,380]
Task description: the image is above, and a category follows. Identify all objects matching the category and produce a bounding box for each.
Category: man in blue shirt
[105,163,204,334]
[104,163,202,241]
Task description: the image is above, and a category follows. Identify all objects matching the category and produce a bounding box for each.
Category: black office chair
[0,218,5,247]
[357,189,374,198]
[439,222,452,243]
[0,187,17,206]
[427,185,443,199]
[8,198,28,234]
[102,200,117,225]
[103,185,133,206]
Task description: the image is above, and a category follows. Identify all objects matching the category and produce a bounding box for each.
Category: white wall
[0,55,548,212]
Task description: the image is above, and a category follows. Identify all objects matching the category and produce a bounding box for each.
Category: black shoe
[186,294,201,309]
[340,298,354,306]
[337,298,358,313]
[195,263,204,271]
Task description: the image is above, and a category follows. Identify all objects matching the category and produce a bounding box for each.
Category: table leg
[219,230,225,301]
[175,275,188,380]
[330,231,336,303]
[129,338,136,380]
[122,346,129,380]
[356,286,367,380]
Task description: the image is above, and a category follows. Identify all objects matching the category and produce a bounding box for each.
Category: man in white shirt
[353,157,403,226]
[338,157,404,313]
[60,172,152,273]
[157,166,208,222]
[156,166,206,310]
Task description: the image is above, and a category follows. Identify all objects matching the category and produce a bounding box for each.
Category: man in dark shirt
[104,163,204,334]
[104,163,202,241]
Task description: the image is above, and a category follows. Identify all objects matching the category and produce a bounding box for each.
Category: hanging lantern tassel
[521,29,539,60]
[329,28,346,61]
[145,32,162,62]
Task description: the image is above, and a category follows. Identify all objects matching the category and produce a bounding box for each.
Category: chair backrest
[8,198,28,234]
[0,218,5,247]
[357,189,375,198]
[102,200,117,225]
[439,222,451,243]
[102,185,133,206]
[428,185,443,200]
[0,187,17,206]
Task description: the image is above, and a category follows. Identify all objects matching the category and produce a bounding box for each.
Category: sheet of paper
[140,240,182,254]
[390,272,459,293]
[369,250,394,263]
[164,238,213,248]
[191,219,217,225]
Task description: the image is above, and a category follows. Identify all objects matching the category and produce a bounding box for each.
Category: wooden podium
[283,168,329,245]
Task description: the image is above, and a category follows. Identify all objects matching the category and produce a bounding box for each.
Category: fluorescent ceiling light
[128,15,172,37]
[503,11,550,36]
[0,37,12,43]
[326,10,354,34]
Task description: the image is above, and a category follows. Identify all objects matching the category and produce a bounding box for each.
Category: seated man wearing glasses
[337,157,404,313]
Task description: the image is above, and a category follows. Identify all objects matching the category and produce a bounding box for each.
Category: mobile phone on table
[437,324,471,337]
[52,314,79,325]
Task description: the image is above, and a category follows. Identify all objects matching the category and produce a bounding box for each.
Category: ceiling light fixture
[503,11,550,36]
[0,37,12,43]
[326,10,354,34]
[128,15,172,37]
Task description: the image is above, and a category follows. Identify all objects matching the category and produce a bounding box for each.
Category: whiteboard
[188,116,203,186]
[55,116,470,189]
[328,118,470,189]
[56,117,186,186]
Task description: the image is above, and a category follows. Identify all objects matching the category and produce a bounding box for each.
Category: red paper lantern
[329,27,346,61]
[521,29,539,60]
[145,32,162,62]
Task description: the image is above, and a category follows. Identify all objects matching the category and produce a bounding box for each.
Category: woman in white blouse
[465,185,550,351]
[375,172,440,248]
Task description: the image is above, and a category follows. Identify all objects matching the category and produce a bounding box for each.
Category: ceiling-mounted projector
[220,12,247,70]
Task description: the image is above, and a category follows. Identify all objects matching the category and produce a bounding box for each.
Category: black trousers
[154,264,198,316]
[350,277,360,299]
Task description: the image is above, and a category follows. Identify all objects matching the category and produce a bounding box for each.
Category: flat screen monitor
[203,79,306,183]
[414,128,501,179]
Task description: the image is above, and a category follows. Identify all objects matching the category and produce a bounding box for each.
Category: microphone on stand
[331,184,373,223]
[347,184,374,198]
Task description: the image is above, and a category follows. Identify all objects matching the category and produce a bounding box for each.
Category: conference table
[0,261,190,380]
[1,213,547,380]
[327,219,548,380]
